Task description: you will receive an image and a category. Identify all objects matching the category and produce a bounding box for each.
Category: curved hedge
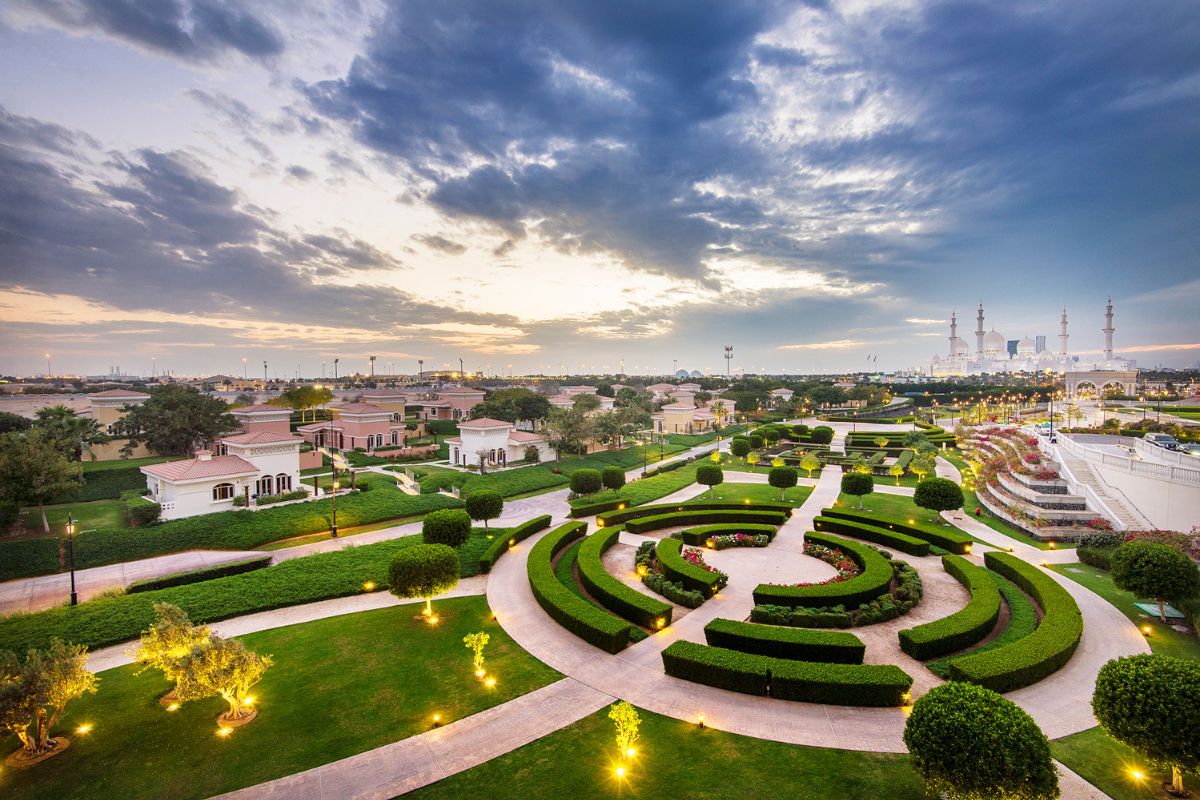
[478,514,553,573]
[527,521,633,653]
[679,523,779,547]
[752,531,894,609]
[626,509,788,535]
[898,555,1001,660]
[661,640,912,706]
[820,507,973,555]
[578,527,672,629]
[704,618,865,663]
[656,537,726,598]
[568,498,626,518]
[812,515,930,557]
[597,501,791,528]
[947,551,1083,692]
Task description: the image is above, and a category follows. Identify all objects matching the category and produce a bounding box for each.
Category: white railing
[1047,450,1130,531]
[1134,437,1200,467]
[1057,434,1200,486]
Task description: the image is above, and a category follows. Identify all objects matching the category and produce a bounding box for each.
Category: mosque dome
[1017,336,1036,355]
[950,336,969,356]
[983,329,1007,354]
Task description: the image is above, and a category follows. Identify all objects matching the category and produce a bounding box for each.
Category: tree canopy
[473,388,552,424]
[113,385,239,456]
[1110,541,1200,622]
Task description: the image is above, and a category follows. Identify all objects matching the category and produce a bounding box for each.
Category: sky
[0,0,1198,379]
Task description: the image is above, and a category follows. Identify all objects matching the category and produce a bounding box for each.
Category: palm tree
[34,405,110,462]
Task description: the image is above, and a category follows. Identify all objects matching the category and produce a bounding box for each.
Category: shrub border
[897,555,1001,660]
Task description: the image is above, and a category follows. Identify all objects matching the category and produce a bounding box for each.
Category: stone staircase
[1058,455,1150,530]
[829,431,846,455]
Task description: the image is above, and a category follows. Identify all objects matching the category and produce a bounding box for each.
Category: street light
[66,513,78,606]
[330,468,339,538]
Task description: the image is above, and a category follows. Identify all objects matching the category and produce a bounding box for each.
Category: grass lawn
[834,490,946,528]
[873,472,922,488]
[688,482,813,508]
[939,451,1063,551]
[407,705,926,800]
[1052,727,1174,800]
[19,498,128,535]
[927,575,1038,677]
[0,597,560,800]
[80,455,177,473]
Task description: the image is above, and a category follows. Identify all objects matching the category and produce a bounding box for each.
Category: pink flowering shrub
[1024,452,1042,464]
[770,543,862,587]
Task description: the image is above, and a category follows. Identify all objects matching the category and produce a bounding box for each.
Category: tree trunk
[34,707,50,752]
[39,502,49,534]
[226,694,244,720]
[858,495,864,510]
[425,596,433,616]
[1173,766,1186,796]
[1159,599,1168,624]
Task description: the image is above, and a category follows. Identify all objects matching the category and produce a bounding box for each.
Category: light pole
[242,357,247,379]
[66,513,78,606]
[330,465,339,538]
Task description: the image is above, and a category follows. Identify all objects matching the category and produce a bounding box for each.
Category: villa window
[276,473,291,492]
[391,432,398,445]
[213,483,235,501]
[257,475,274,495]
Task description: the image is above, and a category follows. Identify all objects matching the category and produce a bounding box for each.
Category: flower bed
[710,532,770,550]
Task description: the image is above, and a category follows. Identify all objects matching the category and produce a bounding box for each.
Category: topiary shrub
[913,477,964,512]
[464,490,503,531]
[570,468,603,496]
[810,426,834,445]
[422,508,472,547]
[695,464,724,487]
[122,489,162,527]
[841,472,874,509]
[388,543,460,617]
[904,681,1059,800]
[730,437,751,461]
[748,434,765,449]
[767,466,798,501]
[601,466,626,491]
[1093,654,1200,796]
[1110,541,1200,622]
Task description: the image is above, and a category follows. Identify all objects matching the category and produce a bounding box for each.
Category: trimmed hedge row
[655,537,726,598]
[661,640,912,706]
[0,537,60,581]
[625,509,788,535]
[477,515,553,573]
[947,551,1083,692]
[820,507,973,554]
[812,515,930,557]
[704,618,865,663]
[126,555,272,593]
[897,555,1001,660]
[597,501,792,528]
[678,523,779,546]
[752,531,893,608]
[52,463,147,503]
[578,527,673,629]
[527,521,632,653]
[568,498,626,518]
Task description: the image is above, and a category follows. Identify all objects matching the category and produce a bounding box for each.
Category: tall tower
[949,310,958,355]
[1059,307,1069,357]
[1102,295,1114,362]
[975,302,985,355]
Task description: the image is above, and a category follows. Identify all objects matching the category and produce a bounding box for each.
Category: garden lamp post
[330,466,339,538]
[66,513,78,606]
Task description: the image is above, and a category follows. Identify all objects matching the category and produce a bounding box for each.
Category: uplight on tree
[888,464,906,485]
[174,636,271,725]
[609,701,641,761]
[129,602,212,703]
[799,452,821,478]
[463,631,490,678]
[0,638,98,763]
[389,544,460,619]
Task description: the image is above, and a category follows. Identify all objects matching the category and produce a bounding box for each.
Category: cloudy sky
[1,0,1198,379]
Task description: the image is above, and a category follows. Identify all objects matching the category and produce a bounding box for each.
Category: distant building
[651,403,717,435]
[1035,335,1047,353]
[88,389,151,431]
[445,418,554,468]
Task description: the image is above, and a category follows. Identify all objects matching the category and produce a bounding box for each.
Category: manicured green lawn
[835,490,945,527]
[927,575,1037,677]
[80,455,178,473]
[0,597,559,800]
[689,482,813,508]
[19,498,128,535]
[1052,727,1171,800]
[407,705,926,800]
[556,443,689,474]
[569,464,702,509]
[873,472,922,488]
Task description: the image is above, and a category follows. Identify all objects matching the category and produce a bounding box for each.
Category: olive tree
[569,468,602,496]
[904,681,1059,800]
[0,639,98,761]
[464,490,503,532]
[1111,541,1200,623]
[909,455,936,481]
[888,464,906,485]
[799,451,822,478]
[914,477,964,513]
[1093,654,1200,796]
[389,543,460,618]
[422,508,472,547]
[129,603,211,700]
[174,636,271,725]
[768,466,798,501]
[601,466,626,491]
[696,464,724,488]
[841,472,874,510]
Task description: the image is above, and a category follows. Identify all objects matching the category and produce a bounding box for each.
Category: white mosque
[929,298,1135,377]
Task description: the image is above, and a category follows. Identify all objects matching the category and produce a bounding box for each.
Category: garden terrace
[994,472,1085,509]
[661,640,913,706]
[527,521,634,653]
[678,522,779,547]
[704,618,866,663]
[624,509,789,535]
[477,515,552,573]
[568,463,703,516]
[596,501,792,528]
[811,516,930,557]
[820,507,974,555]
[577,527,673,629]
[897,555,1001,660]
[946,551,1083,691]
[655,537,727,598]
[752,531,894,609]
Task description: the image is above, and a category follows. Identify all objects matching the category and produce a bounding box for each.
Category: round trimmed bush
[840,472,874,509]
[1093,654,1200,795]
[388,543,460,614]
[422,508,472,547]
[913,477,964,512]
[696,464,724,487]
[1110,541,1200,622]
[748,434,765,449]
[601,466,626,491]
[730,437,751,460]
[904,681,1058,800]
[768,466,798,500]
[464,490,503,531]
[810,425,834,445]
[570,468,603,496]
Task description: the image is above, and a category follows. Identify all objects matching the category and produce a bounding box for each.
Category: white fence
[1058,434,1200,487]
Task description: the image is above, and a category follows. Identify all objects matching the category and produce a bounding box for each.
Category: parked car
[1144,433,1181,450]
[1181,443,1200,458]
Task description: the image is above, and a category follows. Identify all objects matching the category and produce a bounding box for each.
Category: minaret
[1059,307,1069,360]
[949,310,958,355]
[975,301,985,355]
[1103,295,1115,362]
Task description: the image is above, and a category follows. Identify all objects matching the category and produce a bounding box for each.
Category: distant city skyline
[2,1,1199,377]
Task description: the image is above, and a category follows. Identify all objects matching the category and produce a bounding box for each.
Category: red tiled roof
[647,383,676,391]
[661,402,695,410]
[507,430,544,443]
[334,403,387,414]
[459,417,512,429]
[359,390,407,398]
[142,454,259,482]
[222,431,300,445]
[230,404,289,414]
[90,389,150,398]
[444,437,463,444]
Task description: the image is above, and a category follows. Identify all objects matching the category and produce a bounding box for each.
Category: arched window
[257,475,274,496]
[276,473,291,492]
[391,431,398,445]
[213,483,235,501]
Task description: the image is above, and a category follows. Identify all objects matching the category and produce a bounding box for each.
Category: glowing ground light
[1129,769,1145,782]
[1142,625,1152,636]
[625,748,636,758]
[362,581,376,592]
[485,677,497,689]
[427,615,440,626]
[475,668,486,678]
[217,727,233,737]
[508,539,515,547]
[76,723,93,735]
[1048,541,1057,549]
[244,696,255,706]
[697,713,705,728]
[655,618,665,630]
[432,713,442,726]
[166,703,180,712]
[615,766,627,779]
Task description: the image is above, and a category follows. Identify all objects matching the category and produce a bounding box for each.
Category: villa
[646,382,678,400]
[445,417,554,468]
[88,388,150,431]
[356,390,407,421]
[547,392,615,411]
[651,402,717,435]
[770,387,795,403]
[296,402,409,451]
[408,386,485,421]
